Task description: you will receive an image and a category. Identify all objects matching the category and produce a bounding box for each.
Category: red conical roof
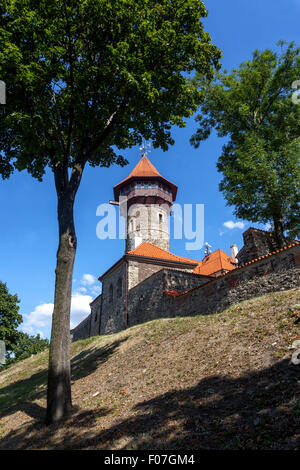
[113,155,177,200]
[126,155,162,179]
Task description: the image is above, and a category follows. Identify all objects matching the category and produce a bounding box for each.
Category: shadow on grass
[0,338,127,422]
[70,337,127,382]
[0,358,299,450]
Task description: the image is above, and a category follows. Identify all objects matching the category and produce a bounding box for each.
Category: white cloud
[22,325,45,338]
[22,293,93,335]
[70,292,93,328]
[77,273,101,298]
[77,286,88,294]
[21,272,101,337]
[81,273,97,286]
[23,302,54,330]
[223,220,245,230]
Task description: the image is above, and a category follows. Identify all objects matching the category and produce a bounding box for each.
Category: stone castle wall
[100,262,127,335]
[128,258,195,290]
[127,269,209,328]
[71,244,300,342]
[100,264,208,335]
[71,266,208,340]
[71,314,91,342]
[164,244,300,318]
[71,295,102,342]
[126,245,299,328]
[89,295,102,337]
[128,260,161,290]
[237,227,297,265]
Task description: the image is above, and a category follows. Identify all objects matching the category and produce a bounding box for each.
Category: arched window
[159,213,163,224]
[109,283,113,303]
[117,277,122,297]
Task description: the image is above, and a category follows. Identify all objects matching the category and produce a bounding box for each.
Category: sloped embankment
[0,287,299,450]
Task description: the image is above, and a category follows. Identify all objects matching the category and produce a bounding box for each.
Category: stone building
[71,154,300,342]
[236,227,296,265]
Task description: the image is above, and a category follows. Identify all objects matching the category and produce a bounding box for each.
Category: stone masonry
[164,243,300,319]
[71,243,300,342]
[237,227,296,265]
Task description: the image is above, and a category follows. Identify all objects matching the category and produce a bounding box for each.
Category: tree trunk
[273,213,286,249]
[46,191,76,424]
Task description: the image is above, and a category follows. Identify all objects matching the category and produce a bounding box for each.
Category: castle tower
[113,154,177,252]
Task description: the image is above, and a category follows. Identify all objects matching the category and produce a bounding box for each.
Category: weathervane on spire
[204,242,212,257]
[139,139,151,158]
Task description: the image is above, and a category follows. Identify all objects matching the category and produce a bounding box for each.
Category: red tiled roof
[113,155,178,200]
[127,242,199,265]
[193,249,237,276]
[128,155,161,178]
[164,240,300,298]
[127,242,238,277]
[121,155,162,181]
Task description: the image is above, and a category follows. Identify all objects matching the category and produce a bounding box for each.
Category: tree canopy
[7,331,49,365]
[0,281,48,366]
[1,0,221,179]
[0,6,22,178]
[191,41,300,246]
[0,281,22,358]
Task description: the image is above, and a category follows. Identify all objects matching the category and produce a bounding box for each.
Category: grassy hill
[0,287,300,450]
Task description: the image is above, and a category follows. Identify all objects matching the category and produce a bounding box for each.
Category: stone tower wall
[126,203,171,252]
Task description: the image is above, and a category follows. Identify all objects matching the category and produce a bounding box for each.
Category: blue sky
[1,0,299,339]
